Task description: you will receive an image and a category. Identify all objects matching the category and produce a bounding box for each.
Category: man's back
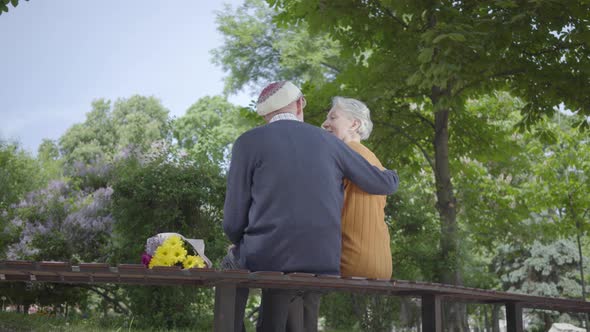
[225,120,346,274]
[223,120,397,275]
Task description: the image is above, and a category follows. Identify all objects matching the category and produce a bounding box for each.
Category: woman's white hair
[332,96,373,140]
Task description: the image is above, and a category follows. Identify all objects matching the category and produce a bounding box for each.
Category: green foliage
[59,96,170,168]
[2,92,254,328]
[0,142,42,211]
[267,0,590,228]
[320,293,359,330]
[348,294,399,332]
[494,239,589,329]
[110,145,228,328]
[388,167,440,282]
[111,147,227,264]
[0,310,205,332]
[173,95,258,168]
[2,180,114,263]
[321,293,421,332]
[522,114,590,236]
[212,0,341,94]
[215,3,590,325]
[272,0,590,117]
[453,93,536,249]
[38,139,59,162]
[37,139,64,181]
[0,178,114,315]
[59,99,117,166]
[2,0,589,326]
[112,95,171,153]
[123,286,214,330]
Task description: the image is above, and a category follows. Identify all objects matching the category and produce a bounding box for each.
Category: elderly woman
[322,96,393,279]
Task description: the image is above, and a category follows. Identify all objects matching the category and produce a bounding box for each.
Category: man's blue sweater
[223,120,398,275]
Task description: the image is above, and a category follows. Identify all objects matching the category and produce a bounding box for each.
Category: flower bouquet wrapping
[141,232,212,269]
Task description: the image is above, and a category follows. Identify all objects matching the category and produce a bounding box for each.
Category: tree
[215,1,590,329]
[173,95,259,169]
[456,107,590,329]
[453,93,536,250]
[212,0,341,95]
[268,0,590,288]
[523,113,590,245]
[59,99,116,166]
[1,179,115,315]
[0,142,43,211]
[111,95,170,153]
[3,180,114,263]
[59,96,170,167]
[37,139,64,181]
[522,113,590,329]
[494,239,589,331]
[110,143,228,329]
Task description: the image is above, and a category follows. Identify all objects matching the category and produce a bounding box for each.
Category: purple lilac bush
[3,180,114,263]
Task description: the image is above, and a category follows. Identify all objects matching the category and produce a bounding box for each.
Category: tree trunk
[543,312,553,332]
[433,106,459,285]
[491,305,501,332]
[569,194,590,330]
[431,87,468,332]
[483,306,490,332]
[83,285,130,315]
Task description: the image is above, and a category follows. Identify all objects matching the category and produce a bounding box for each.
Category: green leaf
[572,31,590,45]
[10,0,18,7]
[433,33,465,44]
[432,33,448,44]
[402,13,413,25]
[574,118,589,131]
[448,33,466,42]
[510,13,526,23]
[418,47,434,63]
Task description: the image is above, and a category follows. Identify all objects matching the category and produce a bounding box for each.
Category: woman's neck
[343,134,361,144]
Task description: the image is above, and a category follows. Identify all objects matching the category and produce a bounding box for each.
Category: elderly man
[223,81,399,332]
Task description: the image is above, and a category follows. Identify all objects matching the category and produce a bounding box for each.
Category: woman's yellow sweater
[340,142,392,279]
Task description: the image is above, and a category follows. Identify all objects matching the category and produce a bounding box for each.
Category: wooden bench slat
[0,260,588,314]
[287,272,316,278]
[252,271,285,277]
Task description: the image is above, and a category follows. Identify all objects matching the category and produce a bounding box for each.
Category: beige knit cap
[256,81,303,116]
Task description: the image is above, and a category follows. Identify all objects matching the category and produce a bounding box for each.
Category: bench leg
[422,294,442,332]
[506,302,523,332]
[214,283,236,332]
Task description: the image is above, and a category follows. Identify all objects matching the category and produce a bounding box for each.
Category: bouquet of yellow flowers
[141,233,212,269]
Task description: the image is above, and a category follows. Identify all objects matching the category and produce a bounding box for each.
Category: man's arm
[336,139,399,195]
[222,138,253,245]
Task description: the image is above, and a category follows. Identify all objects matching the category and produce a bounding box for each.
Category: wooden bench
[1,260,589,331]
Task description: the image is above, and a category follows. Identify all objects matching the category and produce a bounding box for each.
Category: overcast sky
[0,0,250,154]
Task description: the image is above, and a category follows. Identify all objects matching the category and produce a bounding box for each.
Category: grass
[0,311,350,331]
[0,312,205,332]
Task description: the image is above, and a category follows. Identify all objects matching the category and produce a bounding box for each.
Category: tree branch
[382,7,409,29]
[521,42,586,58]
[413,112,435,129]
[454,68,527,96]
[79,285,130,315]
[319,61,341,74]
[375,120,435,171]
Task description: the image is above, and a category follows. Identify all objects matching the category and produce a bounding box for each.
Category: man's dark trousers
[255,290,320,332]
[286,291,321,332]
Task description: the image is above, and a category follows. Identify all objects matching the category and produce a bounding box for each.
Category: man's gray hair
[332,96,373,140]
